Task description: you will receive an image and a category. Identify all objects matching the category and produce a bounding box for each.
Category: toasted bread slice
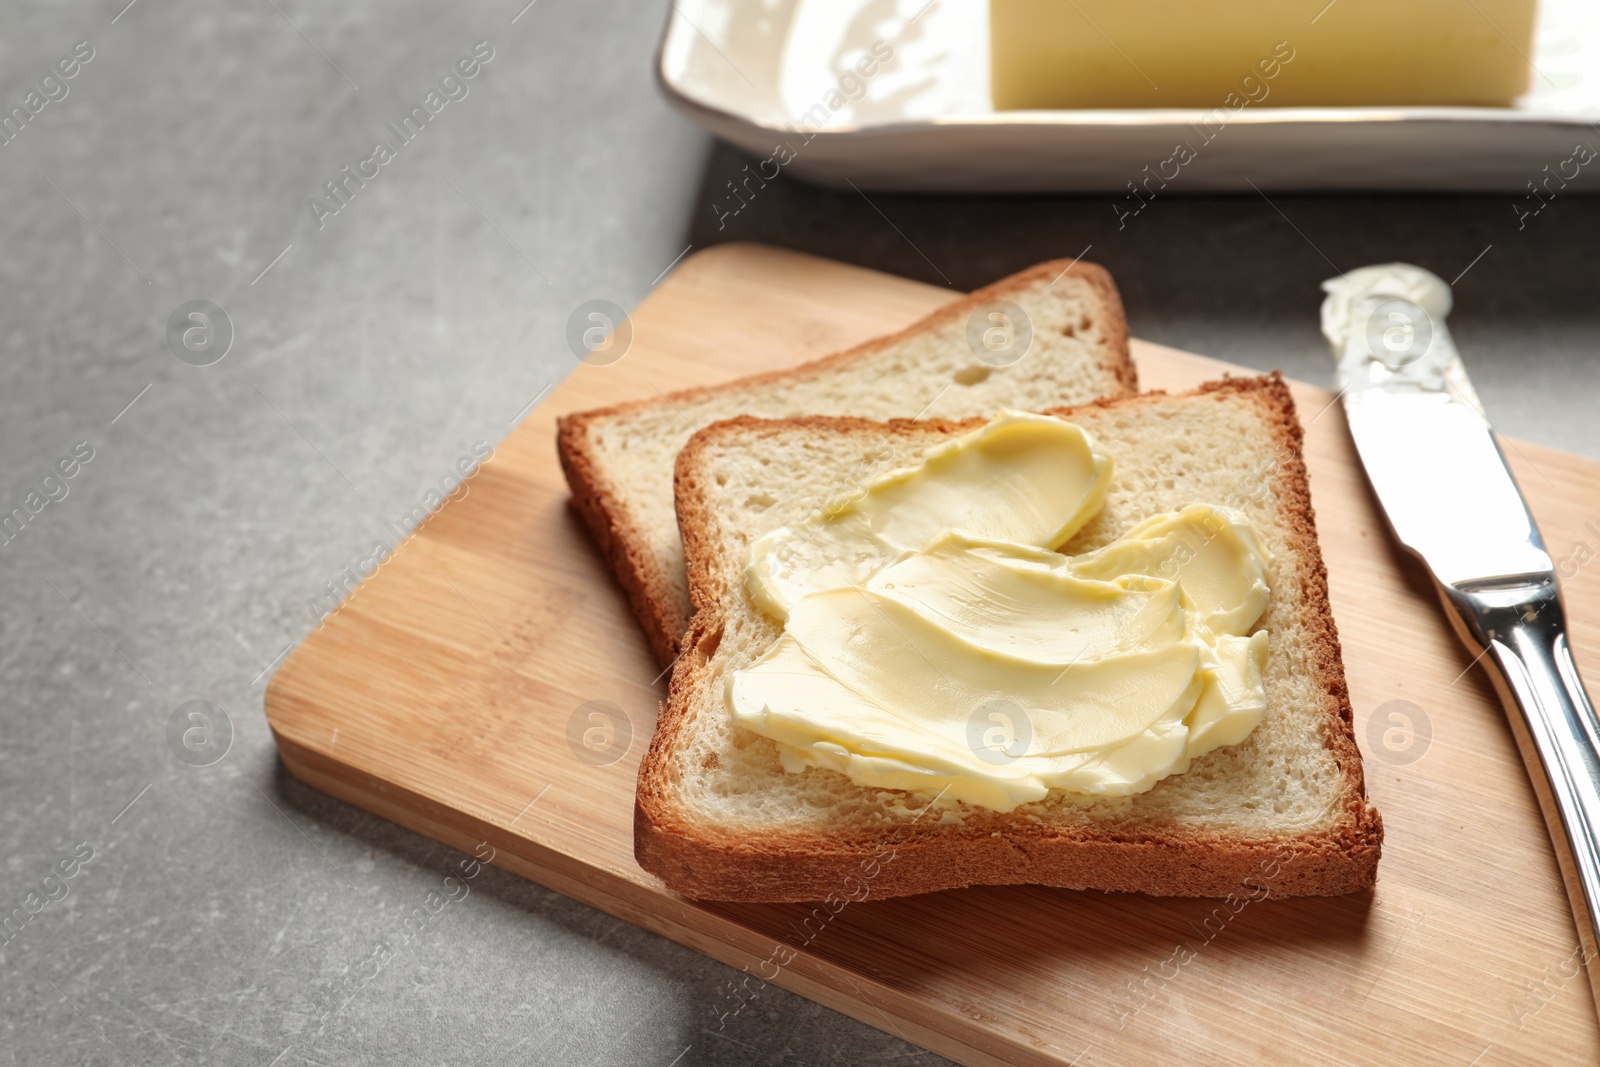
[557,259,1137,667]
[638,375,1381,901]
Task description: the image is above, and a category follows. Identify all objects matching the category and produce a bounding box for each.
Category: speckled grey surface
[2,3,1598,1065]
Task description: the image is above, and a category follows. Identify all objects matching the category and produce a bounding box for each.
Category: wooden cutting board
[265,244,1600,1066]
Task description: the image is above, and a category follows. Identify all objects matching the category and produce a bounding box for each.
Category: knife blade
[1322,263,1600,1019]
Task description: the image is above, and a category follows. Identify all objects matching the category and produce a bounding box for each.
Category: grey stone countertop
[3,2,1598,1065]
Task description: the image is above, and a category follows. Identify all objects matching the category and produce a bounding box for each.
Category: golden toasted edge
[636,374,1382,902]
[555,258,1137,669]
[556,421,685,668]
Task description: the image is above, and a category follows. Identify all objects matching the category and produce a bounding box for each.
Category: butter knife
[1321,263,1600,1015]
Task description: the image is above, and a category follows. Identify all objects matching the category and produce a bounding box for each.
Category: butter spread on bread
[729,412,1272,812]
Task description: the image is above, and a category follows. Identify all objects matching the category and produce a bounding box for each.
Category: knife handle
[1442,578,1600,1012]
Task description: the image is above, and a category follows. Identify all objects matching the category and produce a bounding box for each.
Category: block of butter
[990,0,1538,109]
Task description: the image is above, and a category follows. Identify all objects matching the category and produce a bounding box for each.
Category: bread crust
[557,417,685,667]
[556,258,1137,669]
[638,374,1383,902]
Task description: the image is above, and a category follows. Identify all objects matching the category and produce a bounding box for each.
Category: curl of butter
[746,412,1111,620]
[1319,262,1452,357]
[729,412,1272,812]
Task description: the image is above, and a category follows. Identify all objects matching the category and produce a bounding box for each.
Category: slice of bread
[557,259,1137,667]
[638,374,1382,901]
